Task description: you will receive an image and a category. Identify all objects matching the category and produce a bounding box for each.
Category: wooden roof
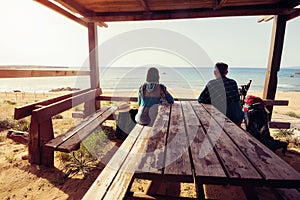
[37,0,300,26]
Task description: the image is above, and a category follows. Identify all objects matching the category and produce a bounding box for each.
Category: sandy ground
[0,90,299,200]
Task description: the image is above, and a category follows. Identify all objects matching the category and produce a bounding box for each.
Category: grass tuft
[285,111,300,118]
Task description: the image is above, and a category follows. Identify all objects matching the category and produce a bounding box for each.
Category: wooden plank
[88,22,100,89]
[269,121,291,129]
[164,102,193,182]
[45,106,110,149]
[263,99,289,106]
[103,126,152,200]
[98,95,138,102]
[28,113,40,165]
[182,101,227,184]
[33,89,97,123]
[14,89,90,119]
[85,7,290,22]
[275,188,300,200]
[98,95,196,102]
[35,0,88,27]
[287,8,300,21]
[46,106,116,152]
[40,119,54,167]
[203,103,300,188]
[82,124,144,200]
[0,68,90,78]
[192,102,262,185]
[135,104,171,178]
[263,15,287,116]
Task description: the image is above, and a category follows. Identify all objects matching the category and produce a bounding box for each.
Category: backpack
[244,96,288,155]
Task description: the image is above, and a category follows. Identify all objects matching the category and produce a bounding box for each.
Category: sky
[0,0,299,68]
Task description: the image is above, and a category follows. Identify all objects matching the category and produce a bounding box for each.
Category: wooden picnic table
[84,100,300,199]
[133,101,300,198]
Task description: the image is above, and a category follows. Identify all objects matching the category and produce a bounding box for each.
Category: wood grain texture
[182,101,227,184]
[103,126,152,200]
[192,102,262,185]
[136,104,171,177]
[14,89,90,120]
[39,0,297,22]
[82,124,144,200]
[164,102,193,181]
[202,103,300,187]
[33,89,97,123]
[0,68,89,78]
[45,106,116,152]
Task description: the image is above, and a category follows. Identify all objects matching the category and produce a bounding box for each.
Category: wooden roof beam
[279,0,300,8]
[140,0,150,12]
[59,0,90,16]
[258,7,300,23]
[215,0,229,9]
[35,0,88,27]
[85,7,293,22]
[287,8,300,20]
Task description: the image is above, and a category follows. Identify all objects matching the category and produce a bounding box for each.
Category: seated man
[198,62,244,126]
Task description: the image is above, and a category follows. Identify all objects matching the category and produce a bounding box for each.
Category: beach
[0,90,299,199]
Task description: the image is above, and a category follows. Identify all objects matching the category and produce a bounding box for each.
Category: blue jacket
[135,83,174,125]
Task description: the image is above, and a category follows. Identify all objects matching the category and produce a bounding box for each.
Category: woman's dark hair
[215,62,228,76]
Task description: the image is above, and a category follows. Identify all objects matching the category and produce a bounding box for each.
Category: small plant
[63,151,96,178]
[52,114,63,119]
[285,111,300,118]
[13,119,30,132]
[5,154,15,163]
[0,119,15,131]
[4,100,16,105]
[274,128,294,138]
[0,135,5,142]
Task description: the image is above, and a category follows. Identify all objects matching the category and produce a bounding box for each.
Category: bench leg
[40,120,54,167]
[242,186,258,200]
[28,114,41,165]
[29,113,55,167]
[196,182,205,200]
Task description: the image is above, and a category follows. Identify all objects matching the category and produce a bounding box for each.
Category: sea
[0,67,299,95]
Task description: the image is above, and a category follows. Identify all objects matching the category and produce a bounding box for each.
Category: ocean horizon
[0,67,299,94]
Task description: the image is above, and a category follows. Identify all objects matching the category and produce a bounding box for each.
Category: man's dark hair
[215,62,228,76]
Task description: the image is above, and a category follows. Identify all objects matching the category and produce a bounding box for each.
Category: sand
[0,90,299,200]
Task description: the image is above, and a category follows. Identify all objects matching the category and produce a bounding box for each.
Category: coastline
[1,89,299,117]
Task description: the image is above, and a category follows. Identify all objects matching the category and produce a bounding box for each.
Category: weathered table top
[133,101,300,189]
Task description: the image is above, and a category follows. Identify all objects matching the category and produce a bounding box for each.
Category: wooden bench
[263,99,291,129]
[275,188,300,200]
[82,124,152,200]
[45,106,117,152]
[13,88,118,167]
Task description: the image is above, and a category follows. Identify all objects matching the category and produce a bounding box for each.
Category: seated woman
[135,67,174,126]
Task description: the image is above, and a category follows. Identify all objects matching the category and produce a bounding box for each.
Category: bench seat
[83,125,152,200]
[45,106,117,153]
[275,188,300,200]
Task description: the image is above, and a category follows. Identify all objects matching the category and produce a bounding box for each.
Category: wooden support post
[263,15,287,117]
[88,22,101,111]
[28,112,55,167]
[28,113,41,165]
[88,22,100,90]
[40,120,54,167]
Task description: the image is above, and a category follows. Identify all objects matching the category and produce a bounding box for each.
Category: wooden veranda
[1,0,300,103]
[2,1,300,167]
[6,0,300,105]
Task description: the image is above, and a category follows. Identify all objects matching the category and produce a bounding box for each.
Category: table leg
[242,186,258,200]
[196,182,205,200]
